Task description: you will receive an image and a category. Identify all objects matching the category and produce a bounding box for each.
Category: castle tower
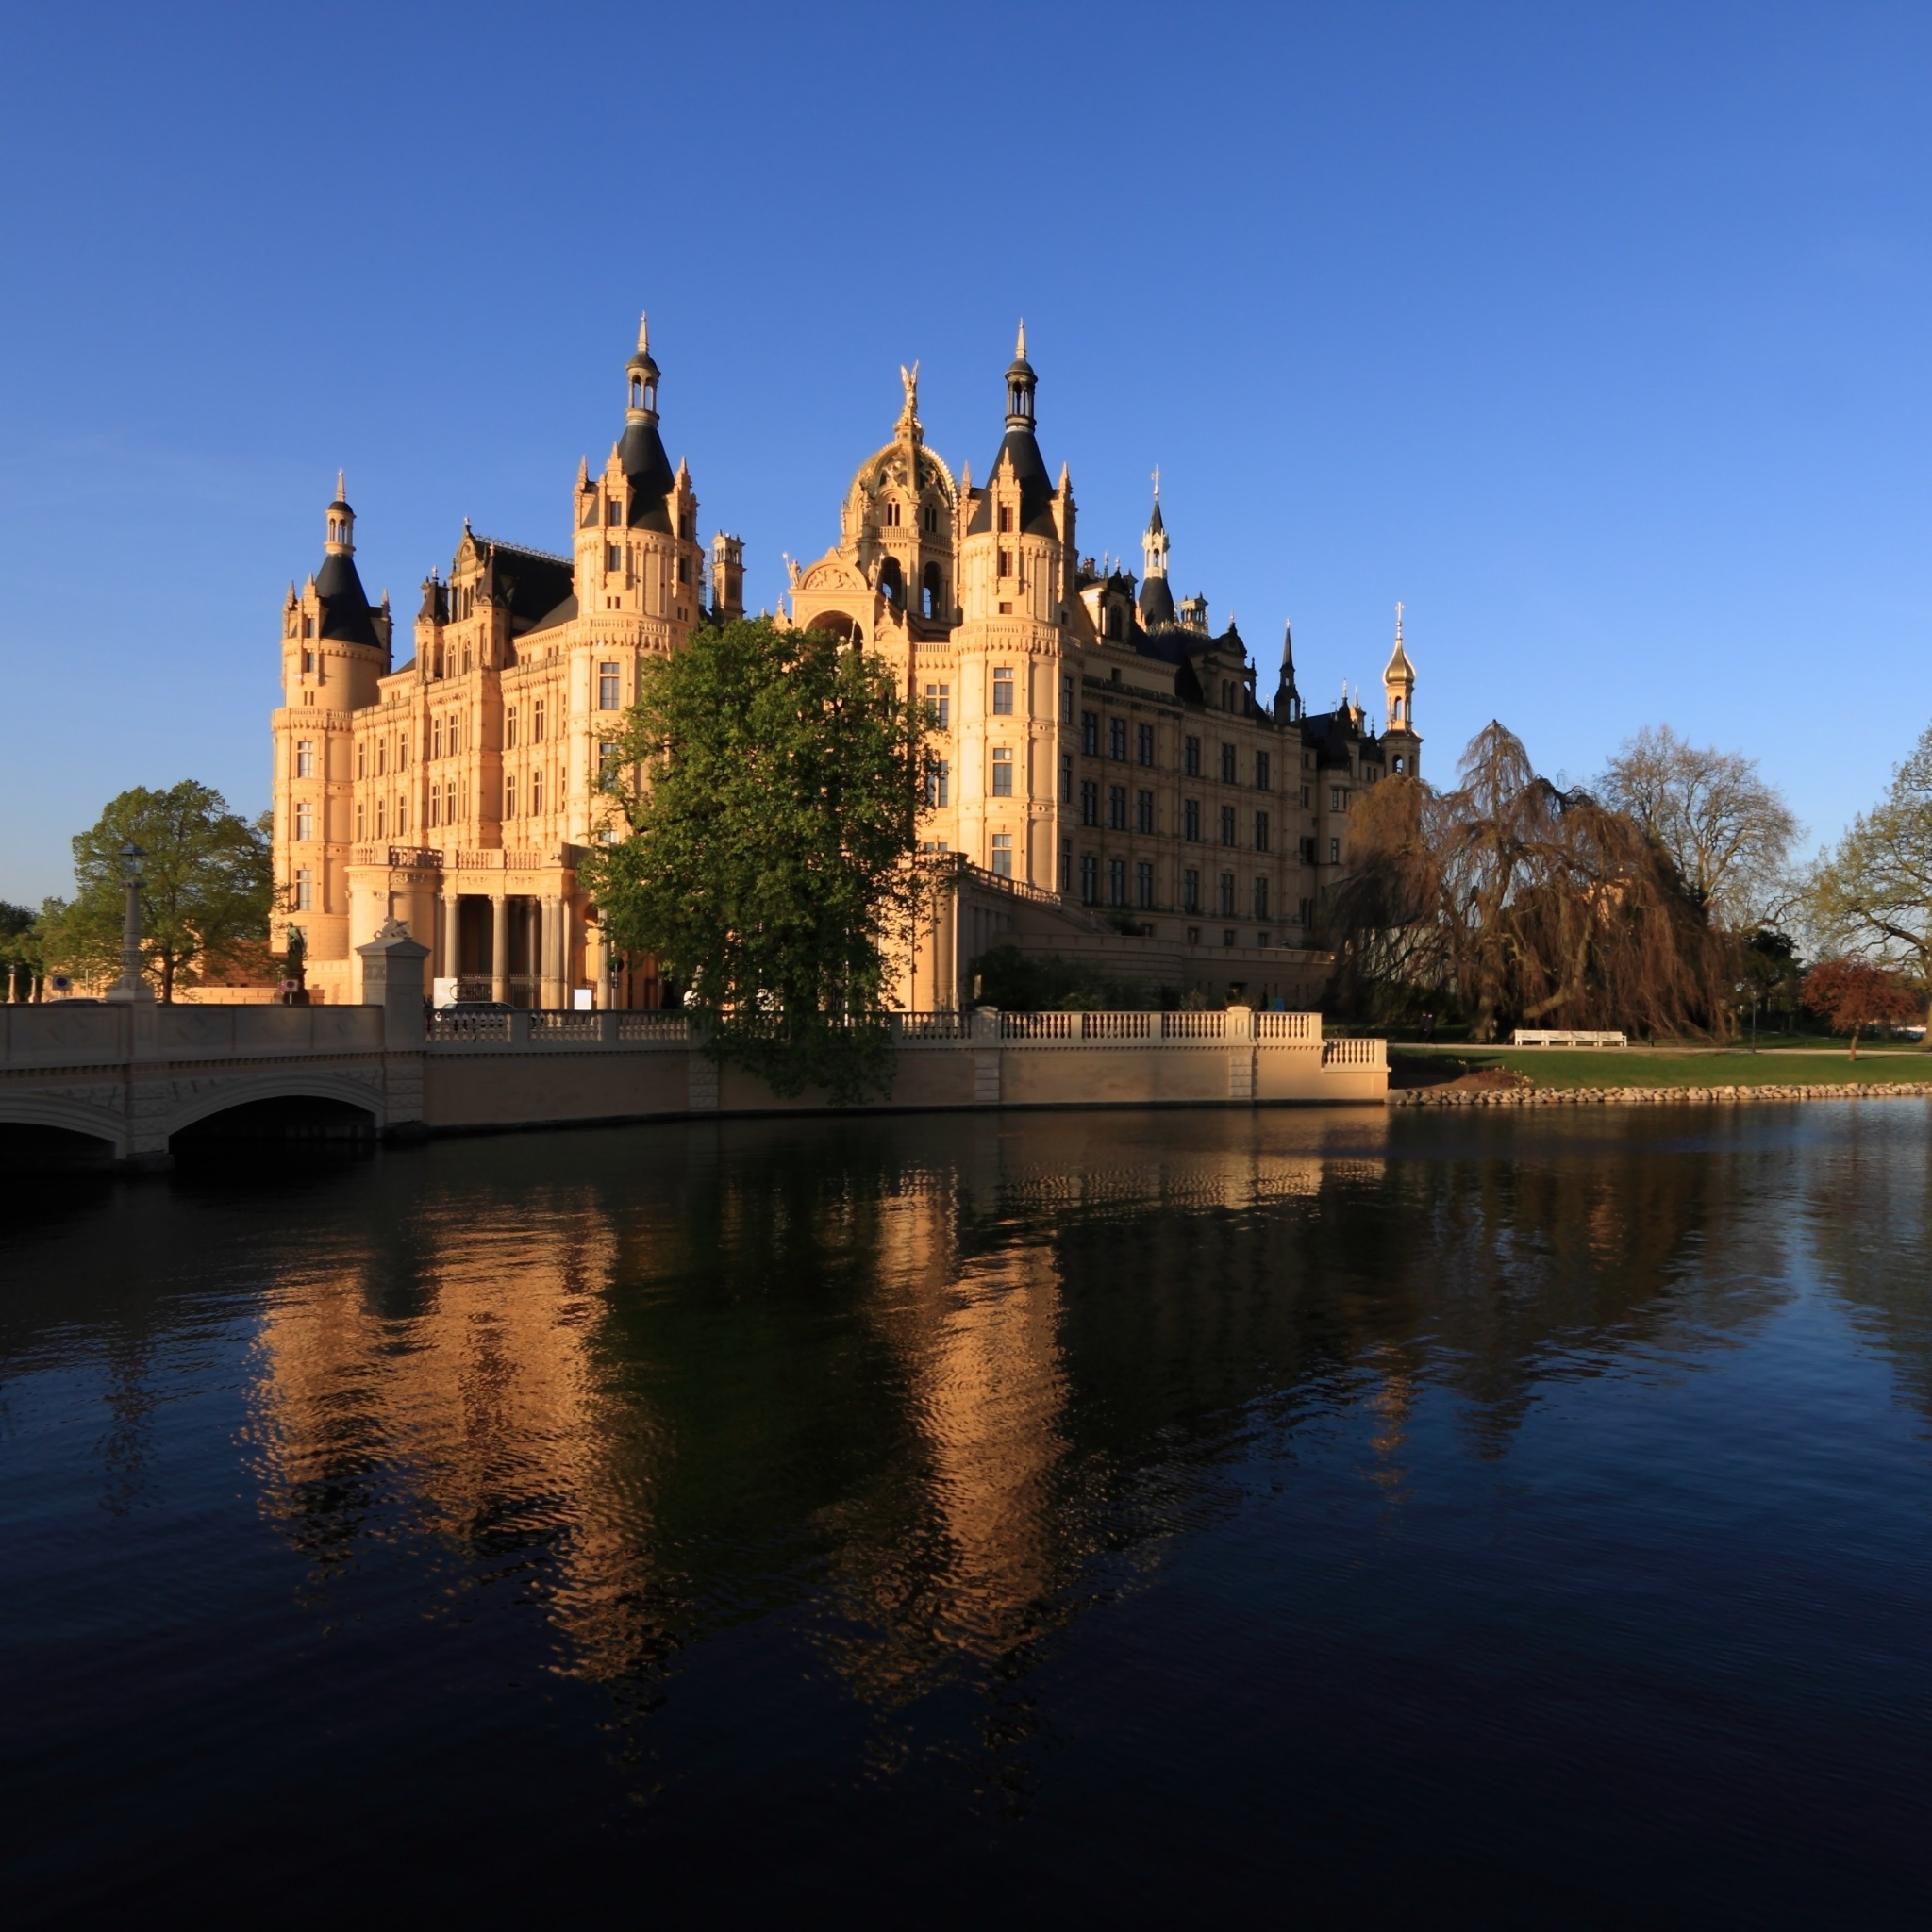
[711,533,745,622]
[1382,602,1421,776]
[572,314,705,641]
[952,324,1075,887]
[271,475,391,964]
[1138,473,1176,630]
[1274,619,1303,722]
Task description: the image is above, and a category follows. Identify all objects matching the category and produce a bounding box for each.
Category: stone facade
[270,318,1421,1009]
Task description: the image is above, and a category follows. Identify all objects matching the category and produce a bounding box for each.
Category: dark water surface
[4,1104,1930,1924]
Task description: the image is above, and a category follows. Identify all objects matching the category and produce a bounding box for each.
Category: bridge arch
[0,1093,128,1159]
[162,1072,384,1146]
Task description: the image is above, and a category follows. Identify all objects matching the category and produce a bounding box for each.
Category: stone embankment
[1393,1081,1931,1108]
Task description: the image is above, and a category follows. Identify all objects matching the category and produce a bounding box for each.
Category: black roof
[314,550,380,646]
[481,541,576,634]
[965,425,1058,536]
[618,419,676,532]
[1138,573,1176,627]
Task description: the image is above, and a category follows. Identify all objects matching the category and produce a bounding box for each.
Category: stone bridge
[0,932,1386,1170]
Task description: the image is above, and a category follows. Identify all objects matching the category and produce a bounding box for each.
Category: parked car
[440,1000,517,1015]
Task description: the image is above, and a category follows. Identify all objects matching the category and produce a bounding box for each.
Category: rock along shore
[1391,1081,1932,1108]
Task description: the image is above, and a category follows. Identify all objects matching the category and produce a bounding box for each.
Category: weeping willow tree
[1324,722,1731,1041]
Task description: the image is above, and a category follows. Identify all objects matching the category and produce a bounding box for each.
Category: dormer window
[606,498,620,526]
[998,505,1014,535]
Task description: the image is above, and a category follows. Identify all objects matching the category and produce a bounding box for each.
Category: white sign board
[431,977,460,1009]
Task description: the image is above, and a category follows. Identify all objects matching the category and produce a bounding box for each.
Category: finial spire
[336,468,345,503]
[638,311,649,354]
[1395,599,1404,641]
[1151,463,1160,501]
[1016,318,1026,359]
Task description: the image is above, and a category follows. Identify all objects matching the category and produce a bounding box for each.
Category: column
[491,894,508,1004]
[542,894,566,1009]
[441,892,460,987]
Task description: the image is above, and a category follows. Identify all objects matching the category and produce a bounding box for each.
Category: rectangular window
[599,662,621,709]
[1080,855,1099,905]
[1331,786,1342,811]
[429,789,441,828]
[925,682,951,730]
[377,739,388,777]
[1184,735,1201,777]
[534,698,546,744]
[1302,785,1311,809]
[1184,799,1201,841]
[1256,751,1271,791]
[1137,722,1156,766]
[1255,810,1270,852]
[991,832,1013,878]
[998,547,1013,577]
[1081,710,1099,757]
[375,798,387,838]
[447,781,458,824]
[1080,779,1099,826]
[991,747,1014,797]
[998,504,1014,535]
[397,798,408,835]
[1061,675,1074,724]
[398,734,408,770]
[1220,742,1237,784]
[1183,867,1201,914]
[294,867,313,912]
[1136,789,1155,834]
[532,769,544,815]
[607,543,621,571]
[1108,717,1127,760]
[1060,754,1073,804]
[1219,872,1236,917]
[1136,860,1155,910]
[1254,875,1271,919]
[597,740,616,780]
[1300,897,1315,927]
[301,648,315,675]
[356,801,365,840]
[295,741,314,778]
[677,557,691,584]
[356,743,366,780]
[1301,836,1318,864]
[505,775,516,820]
[1059,838,1072,893]
[507,706,518,750]
[991,666,1015,714]
[432,717,443,760]
[1220,805,1237,846]
[1108,784,1127,831]
[1108,858,1127,907]
[926,759,952,808]
[1330,837,1341,863]
[295,801,313,841]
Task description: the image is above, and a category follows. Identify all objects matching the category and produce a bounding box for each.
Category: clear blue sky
[1,1,1925,904]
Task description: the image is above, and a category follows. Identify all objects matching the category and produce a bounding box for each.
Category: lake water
[3,1104,1929,1924]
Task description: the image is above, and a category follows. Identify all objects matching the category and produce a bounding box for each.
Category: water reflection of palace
[239,1108,1929,1718]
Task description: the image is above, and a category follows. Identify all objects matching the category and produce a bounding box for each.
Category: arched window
[921,564,943,619]
[878,558,905,607]
[882,499,901,528]
[1391,697,1403,722]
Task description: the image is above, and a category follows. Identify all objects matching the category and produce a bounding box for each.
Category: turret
[1274,619,1303,722]
[1382,602,1421,775]
[1138,472,1176,630]
[711,533,745,621]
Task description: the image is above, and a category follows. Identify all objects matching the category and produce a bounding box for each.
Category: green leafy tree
[41,783,275,1001]
[1808,723,1932,1041]
[0,900,42,1002]
[577,618,930,1102]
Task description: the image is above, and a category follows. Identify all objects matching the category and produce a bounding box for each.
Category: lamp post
[105,841,153,1003]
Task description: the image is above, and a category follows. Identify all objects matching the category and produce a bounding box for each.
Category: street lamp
[105,841,153,1003]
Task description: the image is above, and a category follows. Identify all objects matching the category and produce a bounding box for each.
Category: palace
[270,319,1421,1008]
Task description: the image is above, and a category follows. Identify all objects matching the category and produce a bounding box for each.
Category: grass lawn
[1391,1044,1932,1091]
